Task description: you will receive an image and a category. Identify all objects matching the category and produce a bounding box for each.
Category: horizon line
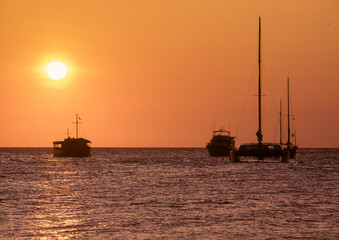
[0,146,338,149]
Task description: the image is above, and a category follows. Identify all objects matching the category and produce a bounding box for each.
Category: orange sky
[1,0,338,147]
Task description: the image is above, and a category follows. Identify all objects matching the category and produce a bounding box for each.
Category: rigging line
[273,116,279,142]
[288,81,297,141]
[289,81,295,119]
[80,124,88,139]
[281,119,287,144]
[262,64,280,123]
[263,67,278,143]
[236,61,257,138]
[280,86,287,144]
[252,80,258,127]
[262,86,268,134]
[79,117,88,139]
[252,65,262,129]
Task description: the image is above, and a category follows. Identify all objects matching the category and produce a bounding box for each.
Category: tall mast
[279,99,282,145]
[256,17,263,144]
[76,114,79,139]
[287,78,290,146]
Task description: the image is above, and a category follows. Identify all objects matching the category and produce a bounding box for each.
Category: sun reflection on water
[27,158,93,238]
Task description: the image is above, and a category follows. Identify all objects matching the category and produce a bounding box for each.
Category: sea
[0,148,338,239]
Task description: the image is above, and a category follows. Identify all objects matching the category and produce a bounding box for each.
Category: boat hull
[53,138,91,157]
[54,148,91,157]
[237,149,283,159]
[235,143,287,160]
[206,134,235,157]
[285,146,297,159]
[206,144,233,156]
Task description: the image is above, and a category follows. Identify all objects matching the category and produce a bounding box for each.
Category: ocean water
[0,148,338,239]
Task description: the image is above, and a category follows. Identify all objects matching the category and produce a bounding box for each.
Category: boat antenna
[73,114,80,139]
[287,77,290,146]
[256,16,263,144]
[279,99,282,145]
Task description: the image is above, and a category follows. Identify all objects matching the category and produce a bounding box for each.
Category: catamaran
[231,17,290,162]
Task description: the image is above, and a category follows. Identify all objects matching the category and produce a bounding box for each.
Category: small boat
[206,128,235,156]
[280,78,298,158]
[53,114,91,157]
[231,17,289,162]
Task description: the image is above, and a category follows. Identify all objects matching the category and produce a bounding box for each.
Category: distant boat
[231,17,290,162]
[53,114,91,157]
[206,128,235,156]
[280,78,297,158]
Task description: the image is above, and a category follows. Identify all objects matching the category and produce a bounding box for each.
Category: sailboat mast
[280,99,282,145]
[76,114,79,139]
[256,17,263,144]
[287,78,290,146]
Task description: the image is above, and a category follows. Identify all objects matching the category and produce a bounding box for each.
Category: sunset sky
[1,0,338,147]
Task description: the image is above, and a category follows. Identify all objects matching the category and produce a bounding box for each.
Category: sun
[46,61,67,80]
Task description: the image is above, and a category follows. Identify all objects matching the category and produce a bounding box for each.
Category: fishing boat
[206,128,235,156]
[53,114,91,157]
[280,78,297,158]
[231,17,290,162]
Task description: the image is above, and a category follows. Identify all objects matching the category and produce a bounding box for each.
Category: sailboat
[231,17,290,162]
[53,114,91,157]
[281,78,298,158]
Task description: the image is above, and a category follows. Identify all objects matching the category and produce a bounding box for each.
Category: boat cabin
[53,137,91,157]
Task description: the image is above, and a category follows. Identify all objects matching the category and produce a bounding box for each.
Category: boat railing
[212,129,231,136]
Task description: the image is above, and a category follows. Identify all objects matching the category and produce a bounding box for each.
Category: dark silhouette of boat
[231,17,290,162]
[280,78,298,158]
[53,114,91,157]
[236,142,286,160]
[206,128,235,156]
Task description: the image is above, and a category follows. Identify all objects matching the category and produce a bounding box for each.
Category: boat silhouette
[53,114,91,157]
[206,128,235,156]
[231,17,290,162]
[280,78,298,158]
